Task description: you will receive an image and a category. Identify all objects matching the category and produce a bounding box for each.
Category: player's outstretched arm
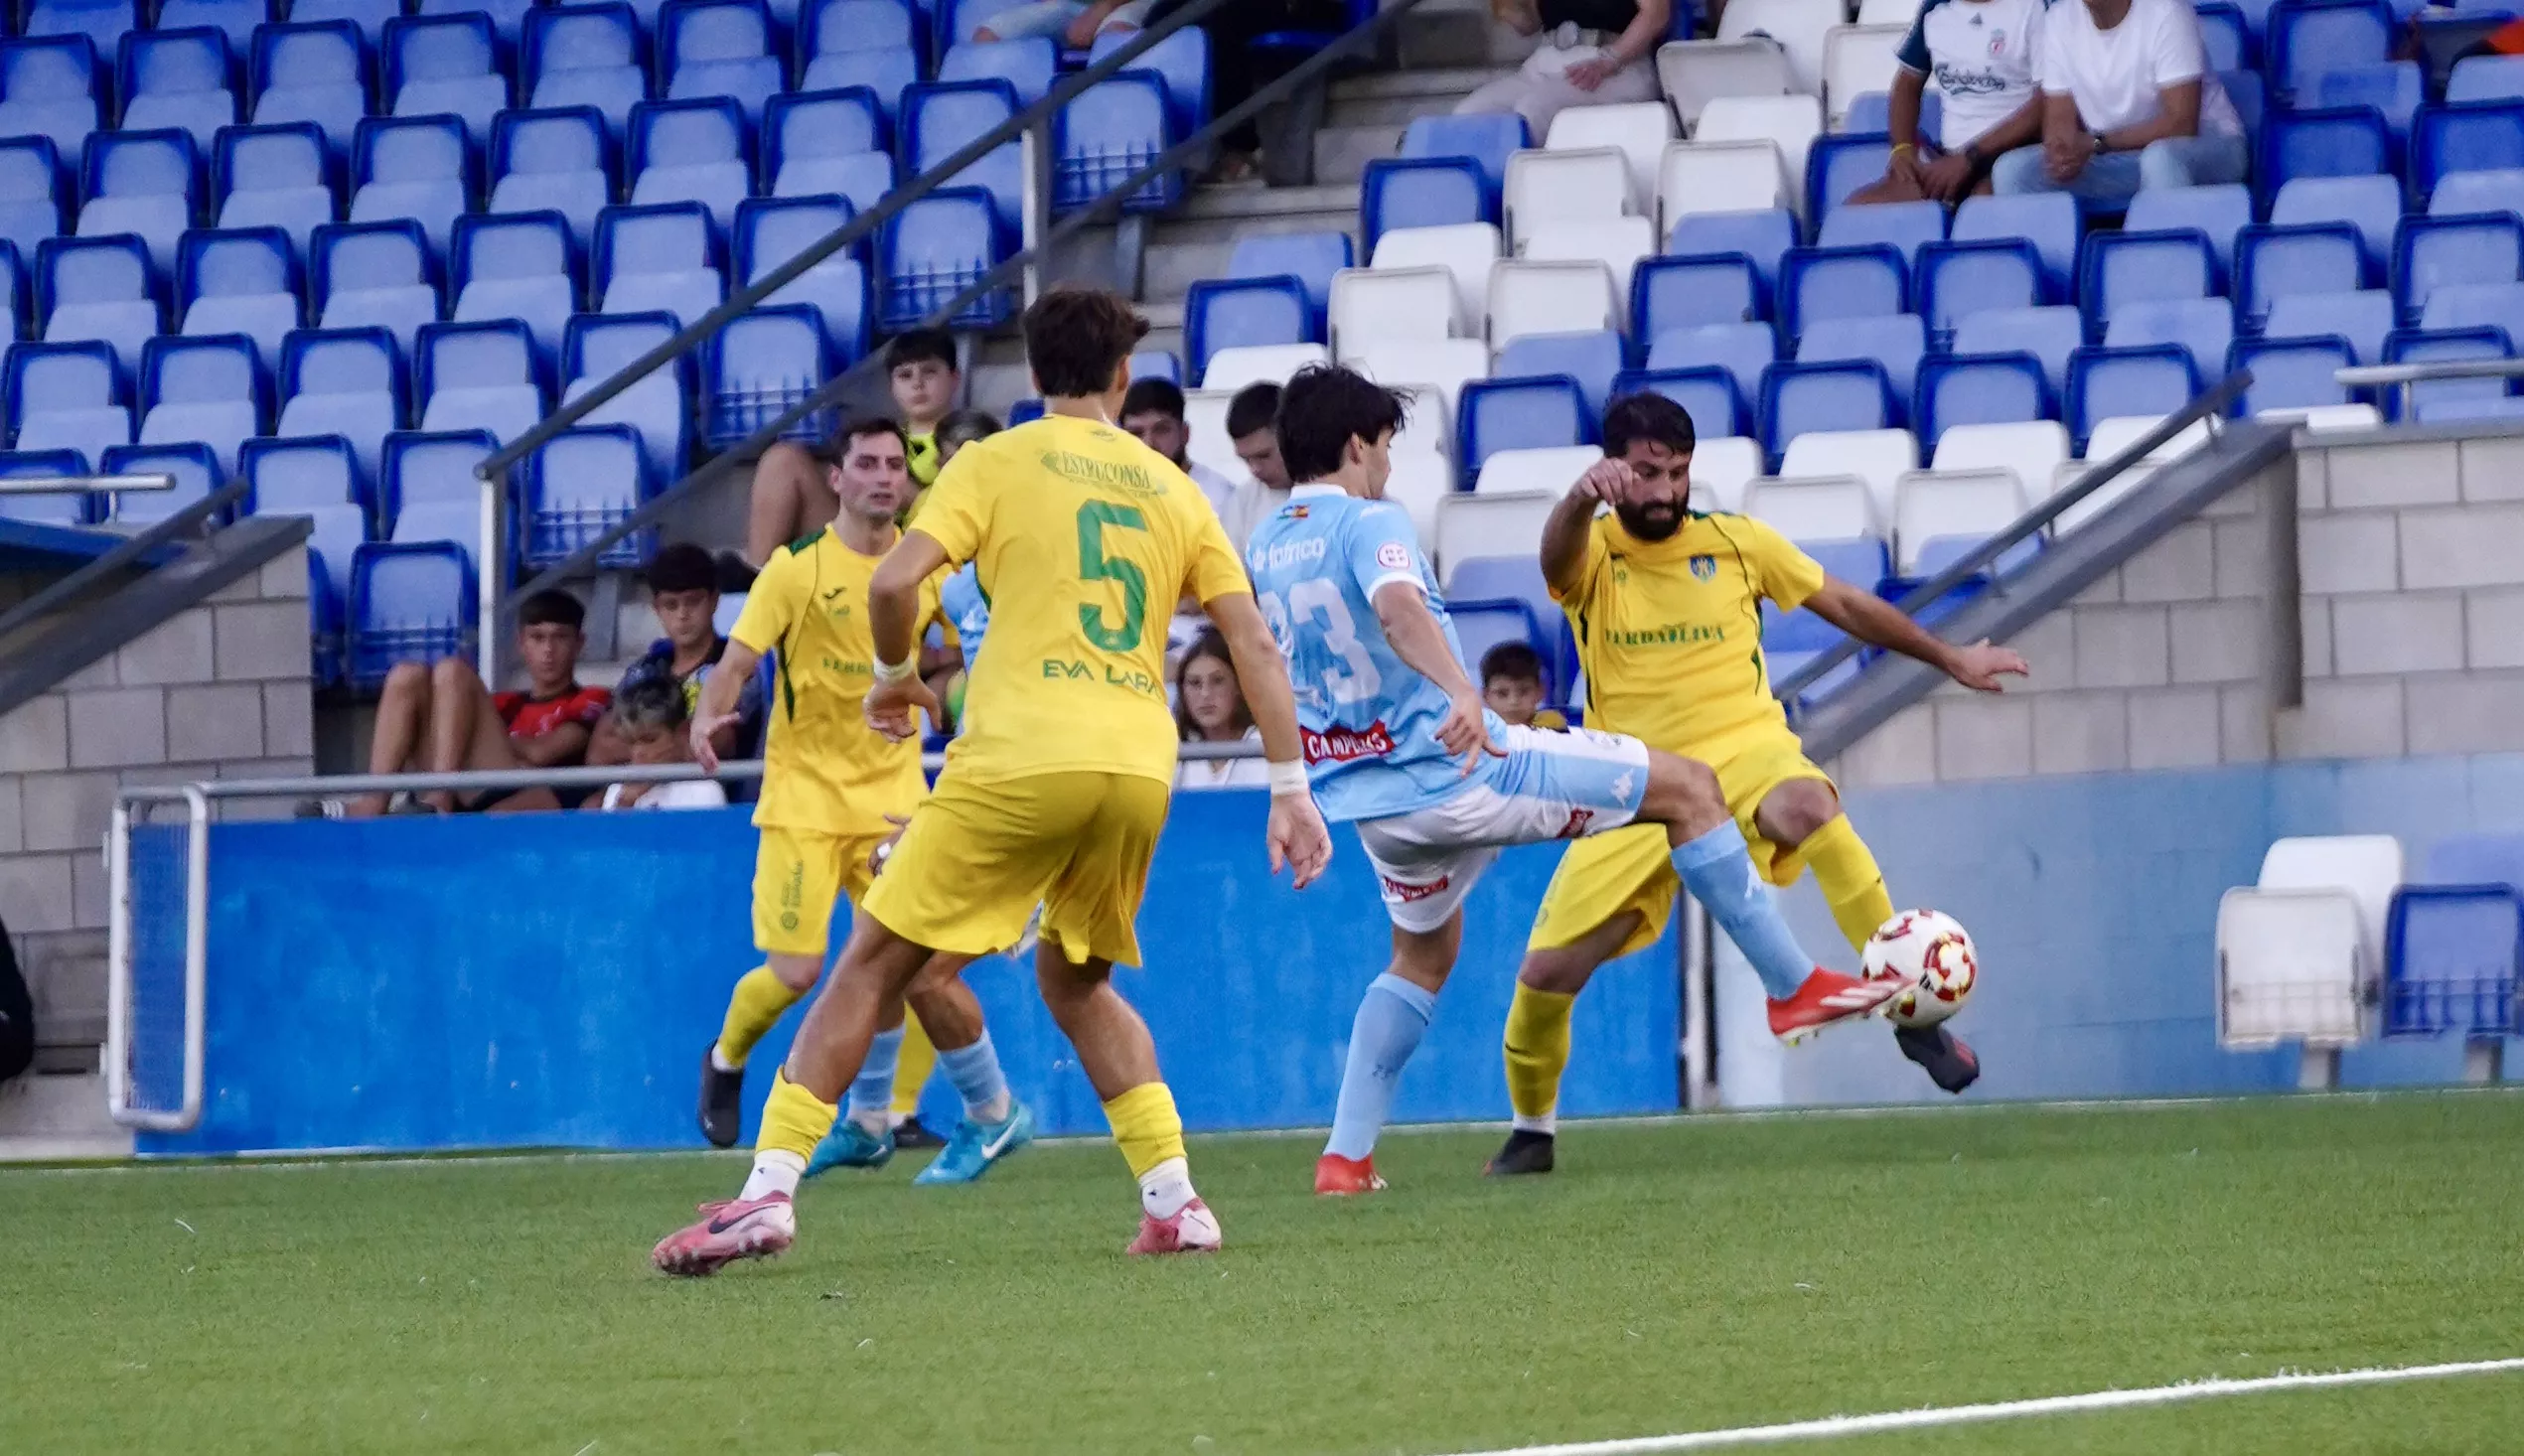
[865,529,951,742]
[1371,580,1505,769]
[1801,577,2030,692]
[1541,459,1628,597]
[1205,589,1333,889]
[688,637,763,773]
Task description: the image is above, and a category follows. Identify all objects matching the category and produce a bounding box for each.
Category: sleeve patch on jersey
[1376,541,1410,570]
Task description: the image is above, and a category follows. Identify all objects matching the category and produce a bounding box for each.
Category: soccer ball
[1859,910,1978,1029]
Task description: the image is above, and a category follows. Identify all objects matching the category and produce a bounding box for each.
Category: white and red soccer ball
[1859,909,1978,1029]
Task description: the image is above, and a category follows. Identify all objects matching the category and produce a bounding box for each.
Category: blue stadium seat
[295,0,402,45]
[2224,68,2266,140]
[350,114,471,253]
[524,2,648,136]
[941,37,1057,107]
[595,200,723,327]
[178,226,298,359]
[2394,210,2524,323]
[1758,359,1895,466]
[2259,106,2391,197]
[1817,200,1945,266]
[2384,833,2524,1038]
[1913,352,2049,451]
[563,309,689,484]
[1400,112,1528,202]
[2384,325,2510,420]
[2196,2,2252,71]
[1611,364,1743,440]
[138,332,262,472]
[38,232,157,371]
[5,339,127,464]
[159,0,260,49]
[2419,279,2524,350]
[799,45,918,121]
[278,326,402,476]
[240,432,368,622]
[1915,237,2046,347]
[1842,89,1941,139]
[1666,207,1797,294]
[2266,288,2395,364]
[383,13,508,142]
[628,96,749,227]
[0,239,23,340]
[2271,173,2402,274]
[314,218,439,349]
[1056,73,1178,213]
[2417,98,2524,200]
[250,21,371,150]
[0,35,100,159]
[1951,305,2082,394]
[1448,597,1555,697]
[524,422,653,567]
[490,106,615,245]
[705,303,831,449]
[663,0,782,120]
[770,142,890,213]
[1457,373,1588,489]
[381,425,497,538]
[735,193,871,362]
[2233,334,2354,413]
[2312,60,2423,144]
[0,136,64,263]
[1360,156,1489,250]
[2080,228,2215,328]
[1797,313,1925,404]
[1182,276,1309,382]
[2267,0,2395,101]
[1645,320,1776,411]
[1497,331,1624,417]
[119,27,238,147]
[451,210,576,354]
[2432,165,2524,229]
[2103,297,2235,380]
[1089,25,1211,139]
[1128,350,1180,384]
[28,0,136,61]
[0,447,98,525]
[350,536,477,687]
[215,122,335,249]
[100,440,221,524]
[415,318,544,443]
[1633,252,1759,335]
[2066,344,2201,450]
[905,78,1024,230]
[2234,221,2366,326]
[2448,53,2524,103]
[879,186,1009,328]
[1779,244,1906,339]
[801,0,917,64]
[76,128,197,274]
[1768,540,1886,645]
[2125,183,2253,284]
[1227,231,1351,327]
[1807,131,1892,224]
[765,87,886,190]
[1953,191,2079,291]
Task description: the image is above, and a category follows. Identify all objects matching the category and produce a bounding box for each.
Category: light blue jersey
[1246,484,1500,822]
[939,564,988,669]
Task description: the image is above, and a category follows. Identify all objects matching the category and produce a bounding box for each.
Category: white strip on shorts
[1353,723,1652,934]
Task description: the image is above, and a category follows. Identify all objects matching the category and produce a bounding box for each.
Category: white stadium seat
[1931,421,2070,498]
[1384,453,1453,542]
[1714,0,1844,96]
[1545,101,1676,215]
[1488,259,1617,346]
[2217,835,2404,1049]
[1656,38,1795,130]
[2254,402,2384,434]
[1780,426,1917,524]
[1742,475,1880,542]
[1688,436,1764,512]
[1475,444,1601,495]
[1201,342,1329,393]
[1390,383,1453,464]
[1505,146,1632,250]
[1331,265,1458,358]
[1822,24,1909,125]
[1693,94,1824,210]
[1856,0,1915,23]
[1891,468,2026,574]
[1346,338,1492,412]
[1521,215,1655,309]
[1372,221,1502,337]
[1434,489,1557,576]
[2081,414,2212,463]
[2046,461,2144,535]
[1659,140,1791,231]
[1183,388,1243,482]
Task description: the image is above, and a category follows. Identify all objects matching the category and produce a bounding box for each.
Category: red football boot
[1127,1198,1223,1255]
[1313,1152,1387,1196]
[1767,969,1905,1043]
[650,1193,796,1277]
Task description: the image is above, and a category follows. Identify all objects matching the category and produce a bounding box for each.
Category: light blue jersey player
[940,564,989,670]
[1249,365,1900,1195]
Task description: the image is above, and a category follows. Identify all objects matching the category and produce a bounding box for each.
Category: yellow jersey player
[1487,391,2030,1177]
[653,285,1332,1275]
[690,419,1028,1188]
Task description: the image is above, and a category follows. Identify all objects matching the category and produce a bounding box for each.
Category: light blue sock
[1324,972,1438,1161]
[848,1026,905,1123]
[937,1031,1011,1119]
[1672,820,1814,1000]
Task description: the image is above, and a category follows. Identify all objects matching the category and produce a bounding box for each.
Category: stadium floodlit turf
[8,1092,2524,1454]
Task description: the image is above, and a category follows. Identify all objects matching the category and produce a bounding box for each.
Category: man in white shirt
[1989,0,2247,205]
[1850,0,2048,205]
[1119,376,1285,551]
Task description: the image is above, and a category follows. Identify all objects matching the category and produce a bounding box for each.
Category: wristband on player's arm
[873,655,916,684]
[1266,761,1308,798]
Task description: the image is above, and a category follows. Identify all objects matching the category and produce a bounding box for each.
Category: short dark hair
[884,328,958,373]
[817,416,910,465]
[936,408,1001,452]
[1120,376,1187,423]
[518,589,585,631]
[645,542,718,596]
[1226,381,1281,440]
[1603,391,1698,459]
[610,674,688,731]
[1274,364,1410,484]
[1022,285,1148,398]
[1480,641,1545,686]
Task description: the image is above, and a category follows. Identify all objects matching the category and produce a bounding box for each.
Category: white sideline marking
[1438,1359,2524,1455]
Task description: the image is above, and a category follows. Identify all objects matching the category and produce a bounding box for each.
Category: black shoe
[892,1116,947,1150]
[1485,1128,1556,1176]
[1895,1024,1981,1094]
[698,1047,745,1147]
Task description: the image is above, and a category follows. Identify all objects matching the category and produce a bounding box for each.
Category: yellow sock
[890,1011,938,1118]
[1503,983,1575,1129]
[1101,1082,1187,1180]
[714,965,807,1069]
[756,1069,838,1162]
[1803,814,1896,956]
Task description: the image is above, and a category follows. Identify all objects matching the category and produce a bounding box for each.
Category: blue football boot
[912,1099,1036,1185]
[805,1116,894,1177]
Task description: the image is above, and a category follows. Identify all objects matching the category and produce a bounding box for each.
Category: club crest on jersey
[1989,28,2006,53]
[1558,807,1595,839]
[1690,554,1717,581]
[1376,541,1411,571]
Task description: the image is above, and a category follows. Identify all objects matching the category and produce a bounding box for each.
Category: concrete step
[0,1070,132,1160]
[1324,66,1508,127]
[1144,181,1363,306]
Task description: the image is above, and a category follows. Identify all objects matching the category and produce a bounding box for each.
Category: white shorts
[1353,724,1652,934]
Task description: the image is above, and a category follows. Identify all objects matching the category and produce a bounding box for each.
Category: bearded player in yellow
[654,285,1332,1274]
[1486,391,2030,1178]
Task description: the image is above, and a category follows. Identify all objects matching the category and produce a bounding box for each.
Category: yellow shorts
[1527,729,1835,959]
[752,824,889,958]
[861,769,1171,966]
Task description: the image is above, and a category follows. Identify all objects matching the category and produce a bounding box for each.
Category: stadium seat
[802,0,917,64]
[1371,222,1501,336]
[1951,306,2082,395]
[1914,238,2046,347]
[2272,173,2403,274]
[216,122,335,250]
[735,194,870,364]
[623,101,747,233]
[1055,73,1178,215]
[1743,475,1878,542]
[2124,183,2253,284]
[524,422,652,567]
[28,0,136,61]
[2233,222,2366,327]
[1781,428,1915,522]
[1432,489,1557,577]
[2384,325,2511,420]
[1713,0,1842,93]
[1778,244,1906,339]
[76,128,198,274]
[1201,342,1329,393]
[1458,374,1589,488]
[1891,468,2025,576]
[294,0,400,45]
[415,318,545,443]
[2448,53,2524,104]
[380,425,496,548]
[2194,1,2251,72]
[1698,95,1822,207]
[1346,339,1489,410]
[1646,320,1777,409]
[562,309,689,485]
[0,35,101,158]
[2259,107,2391,196]
[241,431,367,603]
[1758,358,1895,466]
[2312,61,2423,142]
[1931,420,2070,497]
[1820,23,1906,125]
[1632,252,1760,336]
[314,218,439,350]
[2417,98,2524,201]
[1472,444,1602,497]
[1839,87,1940,140]
[0,447,96,524]
[1656,37,1795,130]
[1656,141,1791,230]
[101,440,221,525]
[1224,233,1350,331]
[2384,832,2524,1039]
[800,45,917,122]
[251,21,370,150]
[1490,259,1617,347]
[6,338,130,463]
[119,26,239,147]
[277,326,401,477]
[179,226,298,360]
[524,2,648,136]
[2431,164,2524,231]
[2267,0,2395,101]
[2394,211,2524,324]
[350,537,477,687]
[1545,101,1675,215]
[1088,24,1211,139]
[2233,334,2355,414]
[350,114,470,253]
[2066,344,2201,451]
[1913,352,2049,454]
[425,0,534,40]
[705,305,830,448]
[1666,210,1796,310]
[597,200,723,328]
[2265,288,2395,364]
[1400,112,1529,202]
[2080,411,2214,465]
[1796,313,1925,403]
[1817,200,1945,267]
[2104,297,2236,379]
[2420,278,2524,349]
[159,0,260,49]
[905,79,1024,232]
[1688,435,1763,512]
[1952,191,2079,292]
[1362,156,1492,251]
[39,232,158,371]
[1521,215,1653,309]
[451,210,575,355]
[879,187,1008,330]
[383,13,506,141]
[1503,148,1630,250]
[1804,131,1893,223]
[0,136,64,263]
[1329,266,1455,360]
[138,332,261,473]
[1184,277,1311,382]
[663,0,782,120]
[489,108,614,246]
[1496,331,1624,417]
[2082,228,2216,327]
[1613,364,1745,439]
[2217,834,2403,1047]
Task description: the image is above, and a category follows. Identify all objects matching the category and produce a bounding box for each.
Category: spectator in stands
[1846,0,2047,206]
[592,543,766,768]
[1211,380,1294,548]
[1173,628,1270,789]
[594,678,731,811]
[743,332,962,566]
[1141,0,1352,182]
[1119,376,1248,537]
[1455,0,1670,139]
[969,0,1153,44]
[349,591,611,817]
[1988,0,2245,204]
[936,408,1002,464]
[1480,642,1567,730]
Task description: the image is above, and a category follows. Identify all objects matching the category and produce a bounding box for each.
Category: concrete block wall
[0,544,316,1061]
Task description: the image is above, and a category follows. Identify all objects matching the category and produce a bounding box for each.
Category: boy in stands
[591,543,765,768]
[744,331,965,565]
[1479,642,1564,731]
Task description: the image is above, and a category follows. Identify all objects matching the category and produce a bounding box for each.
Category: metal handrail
[488,0,1432,631]
[2335,357,2524,421]
[1771,368,2254,701]
[0,472,175,494]
[0,474,236,645]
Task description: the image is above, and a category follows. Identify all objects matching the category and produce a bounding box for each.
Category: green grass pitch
[8,1092,2524,1454]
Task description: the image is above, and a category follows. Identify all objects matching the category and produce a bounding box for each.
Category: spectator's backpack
[0,914,32,1084]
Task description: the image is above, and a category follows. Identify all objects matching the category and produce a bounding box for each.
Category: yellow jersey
[1556,510,1826,752]
[731,527,950,835]
[913,412,1249,787]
